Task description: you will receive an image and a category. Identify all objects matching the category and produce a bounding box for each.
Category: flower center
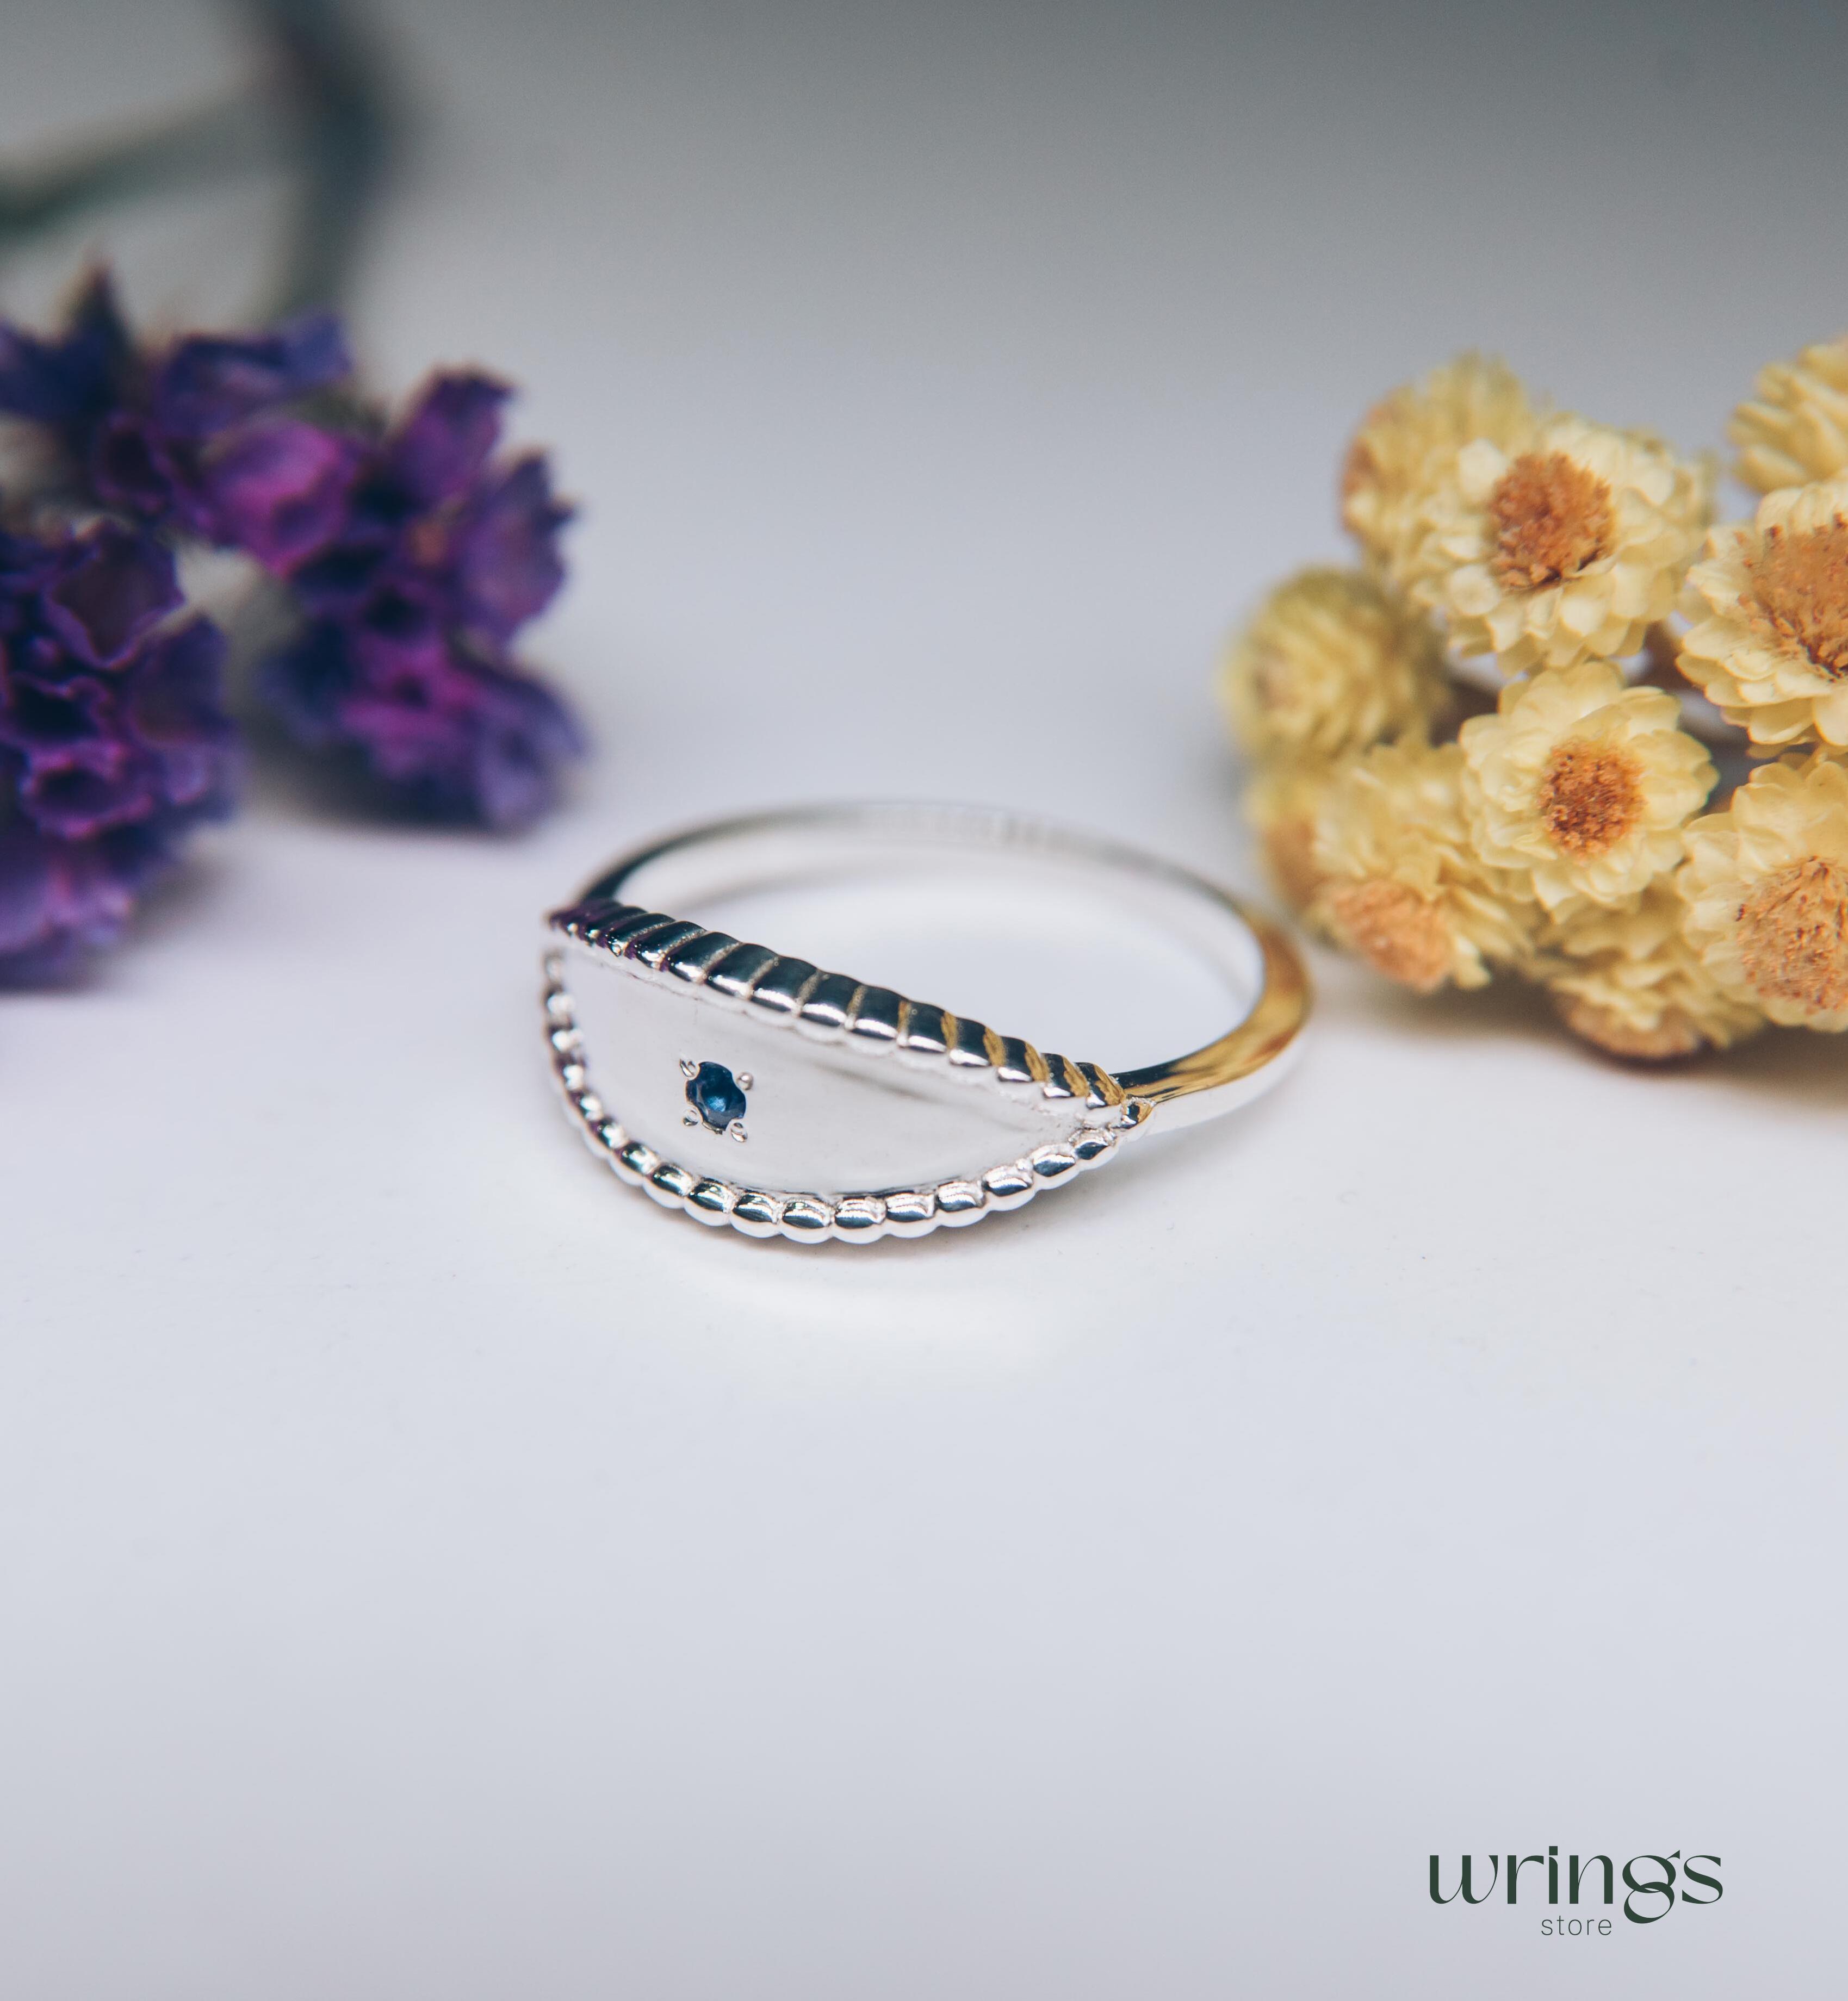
[1323,878,1451,992]
[1747,519,1848,678]
[1737,856,1848,1013]
[1489,451,1614,589]
[1535,737,1643,858]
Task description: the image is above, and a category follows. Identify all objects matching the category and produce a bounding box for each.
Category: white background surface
[2,3,1844,1995]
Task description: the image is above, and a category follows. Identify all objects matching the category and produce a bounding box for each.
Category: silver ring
[541,803,1311,1244]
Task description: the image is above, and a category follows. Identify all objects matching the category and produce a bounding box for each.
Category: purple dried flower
[0,517,235,980]
[150,313,351,439]
[252,369,580,826]
[447,454,572,647]
[261,619,581,831]
[0,271,351,541]
[197,420,364,574]
[0,279,580,837]
[18,738,159,841]
[0,272,131,432]
[387,371,508,506]
[121,619,241,811]
[41,519,183,668]
[0,826,144,983]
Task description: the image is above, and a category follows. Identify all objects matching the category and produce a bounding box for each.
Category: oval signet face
[548,899,1125,1202]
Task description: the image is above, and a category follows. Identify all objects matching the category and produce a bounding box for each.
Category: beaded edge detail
[547,896,1132,1114]
[540,943,1151,1245]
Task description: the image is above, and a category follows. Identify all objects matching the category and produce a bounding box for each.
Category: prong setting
[683,1058,750,1135]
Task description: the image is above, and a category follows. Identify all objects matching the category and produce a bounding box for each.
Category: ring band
[541,803,1310,1244]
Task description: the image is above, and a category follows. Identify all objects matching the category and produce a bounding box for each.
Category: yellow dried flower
[1680,752,1848,1030]
[1677,476,1848,748]
[1729,335,1848,494]
[1459,661,1713,917]
[1407,414,1712,674]
[1341,353,1538,582]
[1539,882,1762,1060]
[1312,739,1536,992]
[1219,567,1450,763]
[1245,757,1344,916]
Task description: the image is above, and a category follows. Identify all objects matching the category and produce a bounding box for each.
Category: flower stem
[0,0,400,321]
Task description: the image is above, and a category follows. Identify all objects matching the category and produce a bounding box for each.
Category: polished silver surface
[542,803,1310,1244]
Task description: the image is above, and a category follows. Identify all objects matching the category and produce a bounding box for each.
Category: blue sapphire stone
[687,1060,747,1132]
